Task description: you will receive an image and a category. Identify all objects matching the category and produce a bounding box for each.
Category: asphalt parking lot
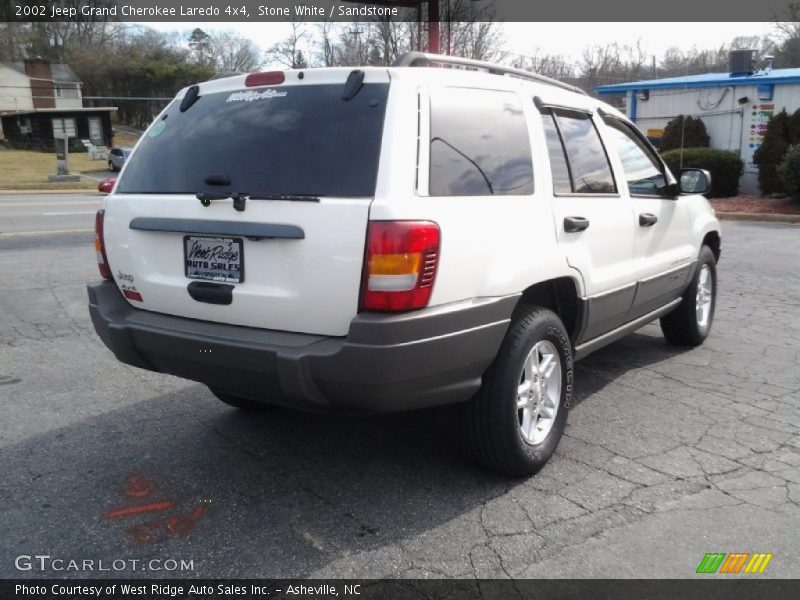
[1,220,799,579]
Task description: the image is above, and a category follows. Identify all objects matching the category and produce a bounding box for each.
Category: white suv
[89,53,721,476]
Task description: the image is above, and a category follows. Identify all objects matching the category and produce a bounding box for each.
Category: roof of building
[1,62,80,83]
[595,67,800,94]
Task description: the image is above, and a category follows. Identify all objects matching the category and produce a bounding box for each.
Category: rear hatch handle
[129,217,304,240]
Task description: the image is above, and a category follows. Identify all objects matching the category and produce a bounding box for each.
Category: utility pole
[349,26,362,65]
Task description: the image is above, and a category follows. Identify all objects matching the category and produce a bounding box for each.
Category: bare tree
[774,2,800,67]
[730,35,777,55]
[316,20,336,67]
[656,44,729,78]
[0,23,34,61]
[510,50,576,80]
[440,0,505,61]
[266,19,310,68]
[210,31,262,73]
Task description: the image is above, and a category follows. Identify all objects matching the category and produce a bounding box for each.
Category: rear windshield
[117,83,389,197]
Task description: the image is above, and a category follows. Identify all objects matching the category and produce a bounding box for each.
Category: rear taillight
[361,221,440,312]
[245,71,285,87]
[94,209,112,280]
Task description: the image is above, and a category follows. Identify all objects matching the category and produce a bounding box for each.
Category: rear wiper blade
[247,194,321,203]
[196,192,320,211]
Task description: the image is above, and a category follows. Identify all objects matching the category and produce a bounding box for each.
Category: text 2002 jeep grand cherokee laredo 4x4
[89,53,721,476]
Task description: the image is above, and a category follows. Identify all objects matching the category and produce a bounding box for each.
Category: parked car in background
[98,177,116,193]
[107,147,131,171]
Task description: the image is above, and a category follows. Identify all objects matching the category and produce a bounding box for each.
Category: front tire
[465,306,573,477]
[660,245,717,346]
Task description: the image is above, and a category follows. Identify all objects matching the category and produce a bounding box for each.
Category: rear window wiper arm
[196,192,231,207]
[197,192,320,211]
[247,194,321,203]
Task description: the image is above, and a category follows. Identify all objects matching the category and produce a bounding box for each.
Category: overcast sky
[143,21,777,65]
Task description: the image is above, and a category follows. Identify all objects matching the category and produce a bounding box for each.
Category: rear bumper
[88,281,517,412]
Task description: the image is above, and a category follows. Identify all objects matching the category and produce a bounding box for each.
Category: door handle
[564,216,590,233]
[639,213,658,227]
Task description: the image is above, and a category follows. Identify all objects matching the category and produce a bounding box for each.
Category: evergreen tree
[754,110,792,194]
[659,115,711,152]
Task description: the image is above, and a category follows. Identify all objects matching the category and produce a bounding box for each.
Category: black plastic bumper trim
[87,282,517,412]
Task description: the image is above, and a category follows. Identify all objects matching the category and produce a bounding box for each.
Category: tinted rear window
[117,83,389,197]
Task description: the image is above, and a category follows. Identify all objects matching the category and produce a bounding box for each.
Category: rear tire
[108,161,115,172]
[660,245,717,346]
[208,386,271,412]
[464,306,573,477]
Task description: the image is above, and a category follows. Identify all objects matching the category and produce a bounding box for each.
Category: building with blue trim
[596,65,800,194]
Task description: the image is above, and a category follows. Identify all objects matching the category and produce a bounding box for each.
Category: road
[1,221,799,579]
[0,192,102,236]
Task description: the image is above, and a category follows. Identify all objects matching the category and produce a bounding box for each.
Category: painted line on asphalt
[0,201,101,207]
[0,228,93,237]
[43,211,98,216]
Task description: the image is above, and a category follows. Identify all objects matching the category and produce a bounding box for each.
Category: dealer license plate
[184,236,244,283]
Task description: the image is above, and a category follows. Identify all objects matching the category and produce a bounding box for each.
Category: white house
[0,59,116,149]
[0,60,83,113]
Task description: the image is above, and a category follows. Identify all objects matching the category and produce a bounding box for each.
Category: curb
[0,190,103,196]
[716,212,800,224]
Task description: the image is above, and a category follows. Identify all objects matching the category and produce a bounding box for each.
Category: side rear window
[429,88,533,196]
[545,109,616,195]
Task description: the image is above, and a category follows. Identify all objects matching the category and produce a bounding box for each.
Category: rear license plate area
[184,235,243,283]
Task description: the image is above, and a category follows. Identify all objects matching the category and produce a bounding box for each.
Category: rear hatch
[104,69,390,336]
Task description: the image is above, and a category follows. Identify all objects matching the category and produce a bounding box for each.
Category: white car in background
[107,146,131,171]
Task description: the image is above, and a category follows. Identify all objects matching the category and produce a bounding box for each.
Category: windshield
[117,83,389,197]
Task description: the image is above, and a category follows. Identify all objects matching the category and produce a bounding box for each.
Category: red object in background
[98,177,116,193]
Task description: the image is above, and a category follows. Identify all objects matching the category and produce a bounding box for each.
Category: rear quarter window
[429,88,533,196]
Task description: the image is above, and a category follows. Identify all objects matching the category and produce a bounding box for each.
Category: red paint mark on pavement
[120,474,156,498]
[127,506,206,545]
[103,500,174,520]
[103,474,208,544]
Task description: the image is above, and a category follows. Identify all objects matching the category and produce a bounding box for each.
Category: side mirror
[679,168,711,195]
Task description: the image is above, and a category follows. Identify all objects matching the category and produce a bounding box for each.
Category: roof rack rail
[392,52,587,96]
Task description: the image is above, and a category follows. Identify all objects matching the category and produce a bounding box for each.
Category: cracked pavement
[1,222,798,578]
